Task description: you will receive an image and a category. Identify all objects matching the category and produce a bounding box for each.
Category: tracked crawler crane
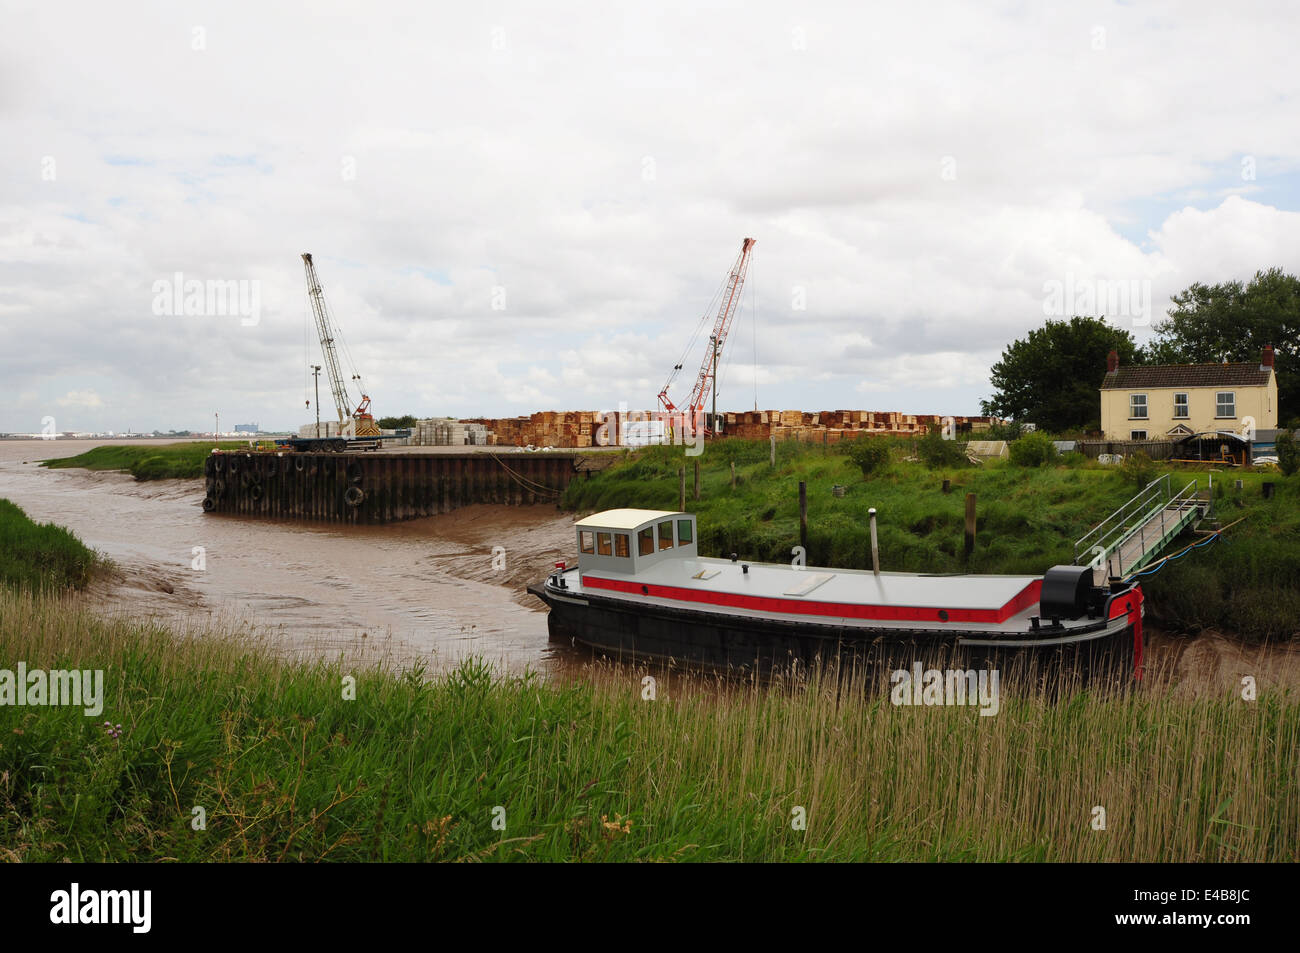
[302,252,381,437]
[657,237,755,433]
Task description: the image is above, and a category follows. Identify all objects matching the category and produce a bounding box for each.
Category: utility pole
[214,412,218,446]
[710,334,719,436]
[312,365,322,438]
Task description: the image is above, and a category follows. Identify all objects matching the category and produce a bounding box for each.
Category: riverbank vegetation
[41,441,244,480]
[561,437,1300,641]
[0,499,100,592]
[1,586,1295,862]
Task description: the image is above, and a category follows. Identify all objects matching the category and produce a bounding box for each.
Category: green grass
[2,587,1295,862]
[41,441,245,480]
[563,438,1300,640]
[0,499,100,592]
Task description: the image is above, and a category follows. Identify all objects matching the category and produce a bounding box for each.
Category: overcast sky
[4,0,1300,433]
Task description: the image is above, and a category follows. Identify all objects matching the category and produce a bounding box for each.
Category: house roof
[1101,362,1272,390]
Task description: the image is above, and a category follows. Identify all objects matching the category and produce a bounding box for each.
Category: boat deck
[561,556,1049,634]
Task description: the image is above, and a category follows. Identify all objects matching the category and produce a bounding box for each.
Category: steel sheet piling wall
[202,451,586,524]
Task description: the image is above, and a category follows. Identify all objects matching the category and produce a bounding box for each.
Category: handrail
[1073,474,1171,565]
[1106,479,1201,577]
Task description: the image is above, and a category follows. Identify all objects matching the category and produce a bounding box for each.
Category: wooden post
[679,467,686,511]
[770,433,776,467]
[964,492,977,557]
[942,478,951,494]
[799,480,808,551]
[694,460,700,500]
[869,507,880,575]
[730,460,736,488]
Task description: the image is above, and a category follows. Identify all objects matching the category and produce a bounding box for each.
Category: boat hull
[529,581,1140,678]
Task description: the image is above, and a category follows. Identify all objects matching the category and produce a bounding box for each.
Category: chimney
[1106,349,1119,373]
[1262,344,1275,370]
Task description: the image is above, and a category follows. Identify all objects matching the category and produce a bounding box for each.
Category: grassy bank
[0,499,100,592]
[41,441,244,480]
[1,587,1295,862]
[562,439,1300,640]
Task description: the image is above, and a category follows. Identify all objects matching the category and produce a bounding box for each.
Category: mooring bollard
[869,507,880,575]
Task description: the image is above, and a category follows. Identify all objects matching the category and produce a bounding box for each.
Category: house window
[596,532,612,556]
[658,521,674,550]
[1216,392,1235,418]
[614,533,630,558]
[1130,430,1147,440]
[638,527,654,556]
[677,519,693,544]
[579,531,595,554]
[1129,394,1147,419]
[1173,393,1188,418]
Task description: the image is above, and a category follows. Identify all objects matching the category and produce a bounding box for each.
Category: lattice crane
[302,252,380,437]
[658,238,755,431]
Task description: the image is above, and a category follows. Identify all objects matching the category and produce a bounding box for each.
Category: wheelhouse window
[1130,430,1147,440]
[1173,393,1188,418]
[638,527,654,556]
[596,532,612,556]
[579,531,595,554]
[658,521,674,550]
[677,519,693,544]
[1129,393,1147,419]
[614,533,630,558]
[1216,392,1235,418]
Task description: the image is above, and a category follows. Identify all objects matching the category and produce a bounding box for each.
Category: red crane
[658,237,756,431]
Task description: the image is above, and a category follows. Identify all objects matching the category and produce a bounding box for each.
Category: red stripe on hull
[582,575,1043,625]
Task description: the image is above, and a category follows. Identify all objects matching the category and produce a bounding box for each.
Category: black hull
[530,583,1139,680]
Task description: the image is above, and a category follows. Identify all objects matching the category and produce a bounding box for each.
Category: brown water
[0,439,575,674]
[3,439,1298,691]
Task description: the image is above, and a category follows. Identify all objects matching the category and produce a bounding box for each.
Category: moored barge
[527,508,1145,675]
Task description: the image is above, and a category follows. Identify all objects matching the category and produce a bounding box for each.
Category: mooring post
[799,480,808,551]
[730,460,736,488]
[869,507,880,575]
[964,492,977,557]
[679,467,686,511]
[694,459,700,500]
[770,433,776,467]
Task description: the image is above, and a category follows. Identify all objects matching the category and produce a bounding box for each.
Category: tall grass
[0,499,99,592]
[1,588,1294,862]
[42,441,245,480]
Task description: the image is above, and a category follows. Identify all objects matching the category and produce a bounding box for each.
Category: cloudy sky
[4,0,1300,433]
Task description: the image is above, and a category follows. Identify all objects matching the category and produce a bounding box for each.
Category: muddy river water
[0,440,576,674]
[2,439,1297,691]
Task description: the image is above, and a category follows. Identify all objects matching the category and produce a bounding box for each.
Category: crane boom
[302,253,380,436]
[658,237,756,423]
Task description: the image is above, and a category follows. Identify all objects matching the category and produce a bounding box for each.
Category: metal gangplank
[1074,474,1211,582]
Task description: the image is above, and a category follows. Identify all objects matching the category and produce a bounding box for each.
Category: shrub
[845,437,890,476]
[1276,431,1299,477]
[917,427,968,469]
[1118,450,1158,490]
[1008,431,1057,467]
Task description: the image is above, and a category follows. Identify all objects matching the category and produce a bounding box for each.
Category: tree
[1277,431,1299,477]
[378,415,418,429]
[845,437,890,476]
[980,316,1141,432]
[917,425,967,469]
[1142,267,1299,414]
[1008,431,1057,467]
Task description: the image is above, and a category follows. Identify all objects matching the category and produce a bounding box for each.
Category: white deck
[561,556,1044,633]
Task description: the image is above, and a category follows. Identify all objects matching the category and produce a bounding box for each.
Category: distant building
[234,423,260,434]
[1100,347,1278,441]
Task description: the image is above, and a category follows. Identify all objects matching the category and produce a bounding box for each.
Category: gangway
[1073,474,1211,582]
